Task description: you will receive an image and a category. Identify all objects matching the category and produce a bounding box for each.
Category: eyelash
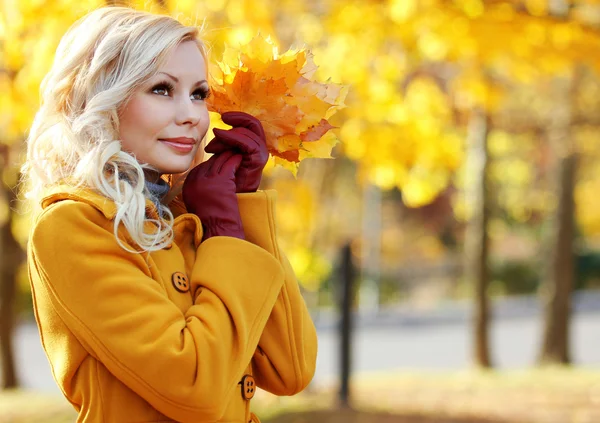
[151,81,211,100]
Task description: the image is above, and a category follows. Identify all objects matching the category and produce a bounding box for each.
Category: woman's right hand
[205,111,268,193]
[182,150,245,241]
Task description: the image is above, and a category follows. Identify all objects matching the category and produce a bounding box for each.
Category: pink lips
[159,137,196,153]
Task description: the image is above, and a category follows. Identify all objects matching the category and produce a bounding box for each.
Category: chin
[154,157,195,175]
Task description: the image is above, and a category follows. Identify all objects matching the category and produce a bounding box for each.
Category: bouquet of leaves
[206,35,348,175]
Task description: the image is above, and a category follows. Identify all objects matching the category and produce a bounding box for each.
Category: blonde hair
[22,6,208,253]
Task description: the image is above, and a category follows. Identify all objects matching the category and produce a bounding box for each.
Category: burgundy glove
[182,150,245,241]
[205,111,268,193]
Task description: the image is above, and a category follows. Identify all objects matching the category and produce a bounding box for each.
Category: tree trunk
[0,181,21,389]
[538,75,576,365]
[464,108,492,368]
[338,242,355,409]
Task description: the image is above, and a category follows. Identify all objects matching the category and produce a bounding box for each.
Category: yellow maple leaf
[206,35,348,174]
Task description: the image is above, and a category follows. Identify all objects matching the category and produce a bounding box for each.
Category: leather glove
[205,111,269,193]
[182,150,245,241]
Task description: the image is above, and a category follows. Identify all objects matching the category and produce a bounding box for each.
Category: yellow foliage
[271,177,331,289]
[458,0,485,18]
[488,130,514,156]
[525,0,549,16]
[0,0,105,141]
[5,0,600,288]
[389,0,417,23]
[285,247,332,292]
[491,158,533,186]
[401,167,452,208]
[578,177,600,235]
[451,70,504,112]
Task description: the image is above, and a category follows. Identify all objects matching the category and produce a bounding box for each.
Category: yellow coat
[27,184,318,423]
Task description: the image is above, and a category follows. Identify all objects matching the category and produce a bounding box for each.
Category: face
[118,40,210,179]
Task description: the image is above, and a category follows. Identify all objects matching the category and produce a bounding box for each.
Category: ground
[268,410,505,423]
[1,367,600,423]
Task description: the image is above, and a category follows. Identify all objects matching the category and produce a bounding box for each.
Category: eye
[151,81,174,96]
[192,86,211,101]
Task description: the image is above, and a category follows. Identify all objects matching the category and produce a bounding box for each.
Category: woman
[23,6,317,423]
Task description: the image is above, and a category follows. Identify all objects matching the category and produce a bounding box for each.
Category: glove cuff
[201,217,245,241]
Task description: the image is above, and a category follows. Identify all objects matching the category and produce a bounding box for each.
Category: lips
[160,137,196,145]
[159,137,197,153]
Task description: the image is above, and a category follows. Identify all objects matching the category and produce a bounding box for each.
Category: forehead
[158,40,206,80]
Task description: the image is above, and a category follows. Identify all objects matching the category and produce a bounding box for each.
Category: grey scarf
[145,178,170,217]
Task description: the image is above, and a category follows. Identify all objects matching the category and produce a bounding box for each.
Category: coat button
[171,272,190,293]
[239,374,256,400]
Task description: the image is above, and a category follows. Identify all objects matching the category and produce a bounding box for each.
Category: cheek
[196,109,211,135]
[191,137,207,166]
[119,97,168,146]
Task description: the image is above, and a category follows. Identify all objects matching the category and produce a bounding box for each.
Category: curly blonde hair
[22,6,208,253]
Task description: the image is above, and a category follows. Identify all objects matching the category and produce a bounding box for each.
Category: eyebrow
[159,72,207,85]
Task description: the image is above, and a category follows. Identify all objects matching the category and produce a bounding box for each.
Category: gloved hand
[182,150,245,241]
[205,111,268,193]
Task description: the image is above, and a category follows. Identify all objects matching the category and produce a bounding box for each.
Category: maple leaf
[206,35,348,175]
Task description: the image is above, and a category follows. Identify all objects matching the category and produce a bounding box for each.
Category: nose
[174,96,204,126]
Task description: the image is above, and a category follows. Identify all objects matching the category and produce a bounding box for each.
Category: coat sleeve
[237,190,318,395]
[28,200,284,422]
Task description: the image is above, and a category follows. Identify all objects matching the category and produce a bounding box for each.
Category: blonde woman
[23,6,317,423]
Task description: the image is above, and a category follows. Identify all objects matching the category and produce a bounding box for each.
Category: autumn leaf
[206,35,348,175]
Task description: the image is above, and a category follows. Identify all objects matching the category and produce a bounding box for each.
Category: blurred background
[2,0,600,422]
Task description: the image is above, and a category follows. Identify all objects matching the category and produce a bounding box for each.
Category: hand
[182,150,245,241]
[205,111,268,193]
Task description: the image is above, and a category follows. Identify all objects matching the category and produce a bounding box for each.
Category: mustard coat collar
[40,183,159,220]
[40,183,204,248]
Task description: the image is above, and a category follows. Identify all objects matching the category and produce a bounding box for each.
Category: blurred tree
[0,149,22,389]
[463,108,492,367]
[538,71,578,365]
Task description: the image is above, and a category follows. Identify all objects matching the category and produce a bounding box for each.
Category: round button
[240,374,256,400]
[171,272,190,293]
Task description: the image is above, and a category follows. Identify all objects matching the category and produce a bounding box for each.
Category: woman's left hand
[205,111,268,193]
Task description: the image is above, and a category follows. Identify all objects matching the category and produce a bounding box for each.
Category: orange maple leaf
[206,35,348,175]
